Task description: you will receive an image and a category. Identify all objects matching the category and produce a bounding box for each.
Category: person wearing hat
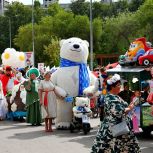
[91,74,140,153]
[0,66,14,96]
[23,68,42,126]
[0,66,15,113]
[38,71,57,132]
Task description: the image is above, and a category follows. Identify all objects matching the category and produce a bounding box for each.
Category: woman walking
[39,71,57,132]
[24,68,42,126]
[91,74,140,153]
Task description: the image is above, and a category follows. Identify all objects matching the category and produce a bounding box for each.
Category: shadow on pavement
[6,124,98,150]
[0,121,30,131]
[7,130,51,140]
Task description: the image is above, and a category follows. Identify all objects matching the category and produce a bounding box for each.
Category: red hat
[5,66,12,71]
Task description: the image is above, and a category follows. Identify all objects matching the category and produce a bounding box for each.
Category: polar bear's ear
[60,39,66,47]
[84,40,89,47]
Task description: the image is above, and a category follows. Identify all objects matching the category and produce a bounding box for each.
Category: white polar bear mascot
[51,37,99,129]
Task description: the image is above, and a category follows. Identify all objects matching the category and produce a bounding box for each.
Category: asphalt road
[0,118,153,153]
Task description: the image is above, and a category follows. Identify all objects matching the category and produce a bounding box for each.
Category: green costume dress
[24,80,42,125]
[91,93,140,153]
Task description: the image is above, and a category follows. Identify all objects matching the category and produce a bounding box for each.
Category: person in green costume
[24,68,42,126]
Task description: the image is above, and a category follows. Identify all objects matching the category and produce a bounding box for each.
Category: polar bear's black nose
[73,44,80,49]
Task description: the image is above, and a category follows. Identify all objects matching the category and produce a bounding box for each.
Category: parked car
[139,49,153,66]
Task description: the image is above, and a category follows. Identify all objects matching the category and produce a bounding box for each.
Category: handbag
[110,120,130,137]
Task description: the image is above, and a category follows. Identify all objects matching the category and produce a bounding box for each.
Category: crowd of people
[0,65,58,132]
[1,64,153,152]
[90,66,153,152]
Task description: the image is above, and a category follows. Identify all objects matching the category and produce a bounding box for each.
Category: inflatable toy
[119,37,153,66]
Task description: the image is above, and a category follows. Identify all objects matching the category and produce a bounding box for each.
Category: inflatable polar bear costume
[51,37,100,129]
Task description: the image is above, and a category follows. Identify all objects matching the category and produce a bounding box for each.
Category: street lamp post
[7,15,19,48]
[90,0,93,71]
[32,0,35,67]
[1,0,4,15]
[9,18,11,48]
[2,1,11,48]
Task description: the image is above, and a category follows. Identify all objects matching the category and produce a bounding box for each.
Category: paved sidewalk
[0,118,100,153]
[1,118,153,153]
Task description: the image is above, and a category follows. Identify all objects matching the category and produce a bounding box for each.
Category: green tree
[70,0,89,16]
[34,0,46,23]
[44,37,60,66]
[129,0,145,12]
[3,1,45,50]
[14,16,54,64]
[47,3,64,16]
[14,8,104,64]
[109,0,129,16]
[52,11,74,38]
[92,2,111,19]
[0,16,10,53]
[92,18,103,52]
[34,0,41,8]
[68,15,90,40]
[135,0,153,42]
[14,24,33,51]
[100,12,139,54]
[4,2,32,49]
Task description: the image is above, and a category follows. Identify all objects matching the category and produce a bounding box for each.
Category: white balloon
[1,48,26,68]
[2,48,17,66]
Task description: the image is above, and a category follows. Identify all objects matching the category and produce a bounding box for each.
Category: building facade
[101,0,116,3]
[101,0,131,3]
[43,0,57,8]
[0,0,9,15]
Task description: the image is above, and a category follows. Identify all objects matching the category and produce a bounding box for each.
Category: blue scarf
[77,106,87,112]
[60,58,90,96]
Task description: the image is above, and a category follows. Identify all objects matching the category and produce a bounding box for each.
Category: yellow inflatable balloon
[19,55,25,61]
[4,53,10,59]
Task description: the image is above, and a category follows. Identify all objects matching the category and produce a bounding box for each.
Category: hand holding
[125,107,131,114]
